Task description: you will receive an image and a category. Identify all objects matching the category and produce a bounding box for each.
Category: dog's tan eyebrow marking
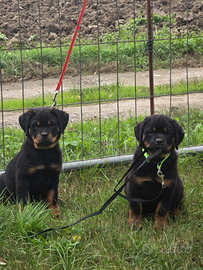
[153,127,156,131]
[164,127,167,131]
[48,121,51,125]
[37,122,40,125]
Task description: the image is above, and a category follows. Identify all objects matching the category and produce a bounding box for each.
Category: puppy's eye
[148,130,154,135]
[48,121,55,126]
[32,122,40,127]
[165,130,171,135]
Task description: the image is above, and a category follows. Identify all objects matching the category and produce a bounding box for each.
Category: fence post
[147,0,154,115]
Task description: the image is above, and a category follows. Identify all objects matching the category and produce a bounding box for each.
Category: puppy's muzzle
[148,137,167,153]
[41,131,49,138]
[33,131,56,147]
[156,138,164,145]
[153,137,170,155]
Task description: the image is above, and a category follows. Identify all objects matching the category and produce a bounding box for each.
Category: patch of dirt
[1,0,203,46]
[2,67,203,126]
[1,0,203,127]
[2,67,203,100]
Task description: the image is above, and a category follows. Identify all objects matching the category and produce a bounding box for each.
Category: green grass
[1,108,203,170]
[1,78,203,111]
[0,154,202,269]
[0,14,203,81]
[0,13,202,268]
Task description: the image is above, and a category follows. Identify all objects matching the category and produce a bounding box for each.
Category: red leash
[52,0,88,107]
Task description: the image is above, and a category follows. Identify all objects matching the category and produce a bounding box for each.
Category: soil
[1,0,203,46]
[0,0,203,126]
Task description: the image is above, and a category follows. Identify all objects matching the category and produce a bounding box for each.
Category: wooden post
[147,0,154,115]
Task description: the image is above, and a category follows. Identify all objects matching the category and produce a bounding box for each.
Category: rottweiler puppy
[124,114,184,230]
[0,107,69,217]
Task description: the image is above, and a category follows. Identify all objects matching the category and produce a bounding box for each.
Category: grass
[1,107,203,170]
[1,78,203,111]
[0,13,203,268]
[0,15,203,81]
[0,100,202,270]
[0,153,202,269]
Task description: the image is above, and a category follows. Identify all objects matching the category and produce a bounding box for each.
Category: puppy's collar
[142,148,170,165]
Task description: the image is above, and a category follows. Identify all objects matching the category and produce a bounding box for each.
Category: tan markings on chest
[134,176,174,187]
[28,164,61,174]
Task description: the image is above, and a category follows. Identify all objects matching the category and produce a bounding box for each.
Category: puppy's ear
[134,122,143,144]
[134,118,149,144]
[19,110,35,135]
[51,108,69,134]
[171,119,184,149]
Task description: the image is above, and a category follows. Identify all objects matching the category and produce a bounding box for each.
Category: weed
[0,32,7,41]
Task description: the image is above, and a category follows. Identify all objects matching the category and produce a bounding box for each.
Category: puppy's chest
[28,163,62,175]
[134,174,174,187]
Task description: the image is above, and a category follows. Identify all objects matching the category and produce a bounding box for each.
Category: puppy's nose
[41,132,48,137]
[156,138,163,145]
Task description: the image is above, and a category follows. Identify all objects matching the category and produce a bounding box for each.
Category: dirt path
[2,67,203,99]
[1,67,203,126]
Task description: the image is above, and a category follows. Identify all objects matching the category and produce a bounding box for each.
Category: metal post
[0,146,203,175]
[147,0,154,115]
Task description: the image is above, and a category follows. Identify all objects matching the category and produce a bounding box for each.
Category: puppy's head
[19,108,69,149]
[134,114,184,155]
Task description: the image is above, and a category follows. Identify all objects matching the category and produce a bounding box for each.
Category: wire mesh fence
[0,0,203,171]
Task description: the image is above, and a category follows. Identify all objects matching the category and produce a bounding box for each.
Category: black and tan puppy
[124,114,184,230]
[0,107,69,217]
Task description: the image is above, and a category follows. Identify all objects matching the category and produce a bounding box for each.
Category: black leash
[29,148,162,237]
[115,186,164,203]
[114,148,166,203]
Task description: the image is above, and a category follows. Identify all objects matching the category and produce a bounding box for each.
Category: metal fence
[0,0,203,172]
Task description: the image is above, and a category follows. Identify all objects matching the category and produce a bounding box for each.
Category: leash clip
[52,91,59,107]
[157,166,166,189]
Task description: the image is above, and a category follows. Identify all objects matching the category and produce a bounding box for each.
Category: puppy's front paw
[154,215,168,231]
[50,206,60,219]
[128,209,142,230]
